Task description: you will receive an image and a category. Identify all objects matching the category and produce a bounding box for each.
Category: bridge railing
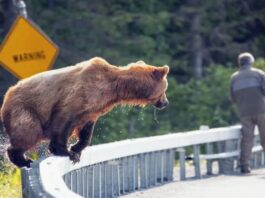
[21,125,265,198]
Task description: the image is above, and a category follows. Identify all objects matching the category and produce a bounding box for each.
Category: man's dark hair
[238,52,255,67]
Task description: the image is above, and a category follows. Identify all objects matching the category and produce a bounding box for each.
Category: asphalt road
[121,168,265,198]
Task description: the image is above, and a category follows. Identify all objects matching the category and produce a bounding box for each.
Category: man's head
[238,52,255,67]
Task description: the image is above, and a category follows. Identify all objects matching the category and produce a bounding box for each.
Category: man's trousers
[240,114,265,167]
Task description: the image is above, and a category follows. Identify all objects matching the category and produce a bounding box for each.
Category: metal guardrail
[21,125,265,198]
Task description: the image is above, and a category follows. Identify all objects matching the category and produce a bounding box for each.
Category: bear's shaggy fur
[1,57,169,167]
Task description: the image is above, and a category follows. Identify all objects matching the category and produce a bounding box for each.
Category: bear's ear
[136,60,146,65]
[152,65,169,80]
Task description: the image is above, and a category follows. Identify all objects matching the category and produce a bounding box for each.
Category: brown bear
[1,57,169,168]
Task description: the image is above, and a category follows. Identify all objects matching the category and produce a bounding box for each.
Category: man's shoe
[240,165,251,174]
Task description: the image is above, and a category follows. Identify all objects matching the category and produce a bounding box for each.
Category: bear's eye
[149,93,163,102]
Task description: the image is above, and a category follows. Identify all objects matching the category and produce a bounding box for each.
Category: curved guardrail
[21,125,265,198]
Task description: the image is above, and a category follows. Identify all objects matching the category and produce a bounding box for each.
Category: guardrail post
[193,145,201,179]
[161,150,173,182]
[217,142,225,173]
[71,170,78,194]
[105,160,120,197]
[133,156,139,190]
[236,137,241,168]
[113,161,120,197]
[149,152,156,186]
[123,157,129,193]
[253,153,258,168]
[119,158,125,194]
[93,164,100,198]
[106,162,112,197]
[87,166,94,198]
[261,152,265,166]
[21,168,30,197]
[165,149,174,181]
[200,125,212,175]
[206,143,213,175]
[155,152,162,183]
[140,153,148,188]
[117,161,122,196]
[81,168,87,198]
[253,135,261,168]
[160,151,165,183]
[127,157,134,192]
[100,163,107,198]
[177,147,186,180]
[77,169,82,196]
[63,172,71,192]
[223,140,236,174]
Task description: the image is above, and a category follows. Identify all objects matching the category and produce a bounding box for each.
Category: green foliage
[255,58,265,71]
[0,0,264,143]
[20,0,265,77]
[93,105,169,144]
[168,66,238,131]
[0,164,21,198]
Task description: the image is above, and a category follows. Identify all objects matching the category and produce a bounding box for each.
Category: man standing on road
[230,52,265,174]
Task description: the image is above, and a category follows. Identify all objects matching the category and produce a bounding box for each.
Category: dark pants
[240,114,265,167]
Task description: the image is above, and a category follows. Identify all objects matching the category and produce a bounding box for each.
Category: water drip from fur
[153,108,159,124]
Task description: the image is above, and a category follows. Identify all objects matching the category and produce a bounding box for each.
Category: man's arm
[259,71,265,95]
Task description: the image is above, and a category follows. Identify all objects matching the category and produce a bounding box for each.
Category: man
[230,52,265,174]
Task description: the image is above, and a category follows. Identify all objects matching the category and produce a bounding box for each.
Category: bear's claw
[69,151,80,163]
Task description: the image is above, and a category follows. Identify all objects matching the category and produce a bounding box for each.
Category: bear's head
[149,65,169,110]
[123,61,169,110]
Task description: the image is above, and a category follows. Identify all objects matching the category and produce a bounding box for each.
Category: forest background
[0,0,265,144]
[0,1,265,196]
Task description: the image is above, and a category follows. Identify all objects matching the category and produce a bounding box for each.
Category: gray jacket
[230,65,265,117]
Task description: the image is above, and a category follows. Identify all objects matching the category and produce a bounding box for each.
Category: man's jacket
[230,65,265,117]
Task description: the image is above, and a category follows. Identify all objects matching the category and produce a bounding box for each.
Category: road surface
[121,168,265,198]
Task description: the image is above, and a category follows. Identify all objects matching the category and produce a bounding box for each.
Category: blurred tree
[21,0,265,78]
[0,0,19,103]
[0,0,265,144]
[1,0,16,36]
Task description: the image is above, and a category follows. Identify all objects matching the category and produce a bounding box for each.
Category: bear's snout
[154,98,169,110]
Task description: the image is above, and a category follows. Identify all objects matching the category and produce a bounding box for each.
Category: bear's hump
[80,57,120,75]
[89,57,110,66]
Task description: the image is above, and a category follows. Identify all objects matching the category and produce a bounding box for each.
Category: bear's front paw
[69,151,80,164]
[70,145,81,155]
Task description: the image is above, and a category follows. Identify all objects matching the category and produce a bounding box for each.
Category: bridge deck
[121,168,265,198]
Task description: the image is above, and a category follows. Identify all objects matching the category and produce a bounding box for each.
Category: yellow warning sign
[0,16,59,79]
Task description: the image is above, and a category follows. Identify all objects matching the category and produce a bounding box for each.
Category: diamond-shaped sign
[0,16,59,79]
